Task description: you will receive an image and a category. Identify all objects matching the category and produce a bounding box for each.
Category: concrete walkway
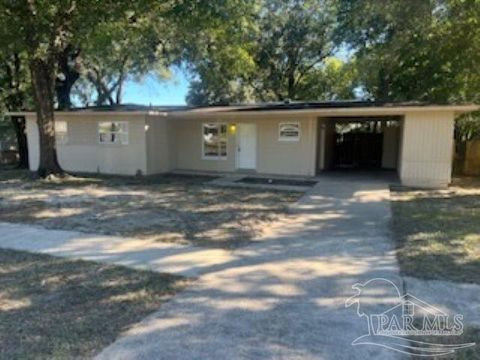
[0,175,404,359]
[0,222,236,277]
[95,176,404,360]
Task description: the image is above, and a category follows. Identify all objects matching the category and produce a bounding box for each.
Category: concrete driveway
[94,175,405,360]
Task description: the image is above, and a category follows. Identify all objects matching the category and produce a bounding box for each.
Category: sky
[123,68,190,106]
[122,46,353,106]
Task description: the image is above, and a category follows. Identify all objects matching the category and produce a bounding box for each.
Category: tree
[185,0,345,105]
[55,45,81,110]
[248,0,336,101]
[0,50,32,168]
[177,0,258,105]
[0,1,156,176]
[335,0,480,103]
[297,57,358,100]
[77,9,177,107]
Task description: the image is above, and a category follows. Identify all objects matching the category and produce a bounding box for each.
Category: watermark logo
[345,278,475,357]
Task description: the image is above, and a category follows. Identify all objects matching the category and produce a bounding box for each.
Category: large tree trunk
[55,46,81,110]
[30,58,63,177]
[10,116,29,169]
[56,75,78,110]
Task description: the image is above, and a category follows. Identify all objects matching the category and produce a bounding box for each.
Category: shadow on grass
[391,188,480,284]
[0,248,188,359]
[0,169,299,249]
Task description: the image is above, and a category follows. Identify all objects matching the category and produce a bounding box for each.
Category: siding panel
[399,111,454,187]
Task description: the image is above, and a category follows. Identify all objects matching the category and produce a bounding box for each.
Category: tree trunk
[10,116,29,169]
[30,58,63,177]
[55,46,81,110]
[56,73,79,110]
[287,70,296,100]
[56,82,74,110]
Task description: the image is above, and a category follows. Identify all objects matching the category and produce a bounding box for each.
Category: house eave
[5,104,478,119]
[167,104,480,119]
[5,110,168,117]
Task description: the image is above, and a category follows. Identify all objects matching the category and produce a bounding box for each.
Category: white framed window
[98,121,129,145]
[202,123,227,159]
[279,122,300,141]
[55,120,68,145]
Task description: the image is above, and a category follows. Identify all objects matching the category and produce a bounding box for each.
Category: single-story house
[9,101,479,188]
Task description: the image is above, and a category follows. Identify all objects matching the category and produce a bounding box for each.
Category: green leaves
[185,0,341,104]
[336,0,480,105]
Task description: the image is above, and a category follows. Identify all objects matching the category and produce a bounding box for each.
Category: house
[9,101,479,188]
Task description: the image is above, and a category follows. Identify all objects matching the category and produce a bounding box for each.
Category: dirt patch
[0,170,301,248]
[0,248,187,359]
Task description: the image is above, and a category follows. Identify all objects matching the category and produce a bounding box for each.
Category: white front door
[236,123,257,169]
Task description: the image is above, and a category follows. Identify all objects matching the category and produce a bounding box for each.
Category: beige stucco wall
[172,118,234,173]
[399,111,455,188]
[257,116,317,176]
[171,115,317,176]
[26,114,148,175]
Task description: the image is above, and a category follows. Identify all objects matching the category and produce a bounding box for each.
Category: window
[55,121,68,145]
[279,122,300,141]
[202,123,227,159]
[98,121,128,145]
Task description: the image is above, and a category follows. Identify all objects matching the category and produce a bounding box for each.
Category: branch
[86,67,114,106]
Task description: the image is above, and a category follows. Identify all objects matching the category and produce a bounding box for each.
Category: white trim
[201,122,228,160]
[279,122,301,141]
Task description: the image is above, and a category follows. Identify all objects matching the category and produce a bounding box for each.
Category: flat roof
[7,101,479,117]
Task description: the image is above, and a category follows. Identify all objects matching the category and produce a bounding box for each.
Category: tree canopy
[335,0,480,103]
[185,0,345,105]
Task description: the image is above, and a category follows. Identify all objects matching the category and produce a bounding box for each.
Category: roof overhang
[5,110,168,117]
[167,104,480,119]
[6,104,479,119]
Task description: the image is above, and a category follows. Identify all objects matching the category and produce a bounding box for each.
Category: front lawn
[390,181,480,284]
[0,248,187,359]
[0,169,300,248]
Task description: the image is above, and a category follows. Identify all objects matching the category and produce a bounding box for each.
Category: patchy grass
[410,327,480,360]
[0,248,187,359]
[390,183,480,284]
[0,169,300,248]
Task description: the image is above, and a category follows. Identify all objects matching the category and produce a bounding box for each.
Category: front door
[236,123,257,170]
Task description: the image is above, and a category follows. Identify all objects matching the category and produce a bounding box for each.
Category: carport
[317,117,401,171]
[312,106,472,188]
